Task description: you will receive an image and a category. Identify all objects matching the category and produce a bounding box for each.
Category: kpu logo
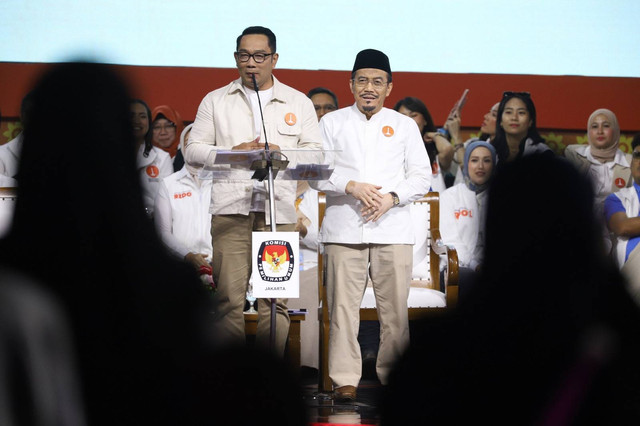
[256,240,294,282]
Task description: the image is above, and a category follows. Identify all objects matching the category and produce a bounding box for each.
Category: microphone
[251,73,270,154]
[248,74,288,181]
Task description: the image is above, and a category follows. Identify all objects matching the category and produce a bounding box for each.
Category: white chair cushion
[359,197,448,311]
[360,285,446,309]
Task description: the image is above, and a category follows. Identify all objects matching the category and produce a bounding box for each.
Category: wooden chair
[317,191,459,392]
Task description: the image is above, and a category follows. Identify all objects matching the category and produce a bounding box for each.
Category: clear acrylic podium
[202,148,334,350]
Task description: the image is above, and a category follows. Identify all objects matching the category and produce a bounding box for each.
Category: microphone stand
[251,74,278,350]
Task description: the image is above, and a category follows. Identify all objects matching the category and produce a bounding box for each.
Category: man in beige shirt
[186,26,322,355]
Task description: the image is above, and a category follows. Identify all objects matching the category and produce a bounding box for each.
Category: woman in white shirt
[564,108,632,209]
[131,99,173,217]
[440,140,496,301]
[565,108,632,253]
[154,123,213,271]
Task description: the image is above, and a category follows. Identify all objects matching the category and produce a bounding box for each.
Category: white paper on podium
[212,149,265,166]
[251,232,299,298]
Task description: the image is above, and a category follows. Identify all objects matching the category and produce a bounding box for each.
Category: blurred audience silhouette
[0,271,86,426]
[0,62,219,425]
[382,154,640,425]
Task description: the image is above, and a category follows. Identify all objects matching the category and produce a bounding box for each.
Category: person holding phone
[449,101,500,186]
[394,96,452,193]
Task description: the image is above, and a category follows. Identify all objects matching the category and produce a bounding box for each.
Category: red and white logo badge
[256,240,294,282]
[615,178,626,188]
[454,208,473,220]
[382,126,394,137]
[174,191,192,199]
[284,113,297,126]
[146,165,160,178]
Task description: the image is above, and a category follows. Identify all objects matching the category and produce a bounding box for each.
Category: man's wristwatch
[389,191,400,206]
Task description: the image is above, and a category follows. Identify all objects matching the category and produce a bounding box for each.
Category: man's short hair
[236,26,276,53]
[632,133,640,151]
[307,87,339,108]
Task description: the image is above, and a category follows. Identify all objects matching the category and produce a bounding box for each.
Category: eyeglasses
[503,91,531,98]
[152,123,176,132]
[632,151,640,159]
[352,77,388,89]
[235,52,274,63]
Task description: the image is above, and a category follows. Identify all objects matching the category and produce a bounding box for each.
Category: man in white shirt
[314,49,431,401]
[185,26,322,355]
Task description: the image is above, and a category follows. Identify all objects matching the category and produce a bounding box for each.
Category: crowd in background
[1,25,640,424]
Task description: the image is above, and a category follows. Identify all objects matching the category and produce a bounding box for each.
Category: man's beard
[362,105,376,112]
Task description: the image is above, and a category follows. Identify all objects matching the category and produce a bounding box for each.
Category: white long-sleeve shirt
[315,105,431,244]
[440,183,487,270]
[154,167,213,260]
[137,145,173,216]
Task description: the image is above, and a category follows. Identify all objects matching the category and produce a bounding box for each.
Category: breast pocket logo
[454,208,473,219]
[256,240,294,282]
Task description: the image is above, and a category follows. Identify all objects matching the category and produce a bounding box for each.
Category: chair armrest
[430,227,459,307]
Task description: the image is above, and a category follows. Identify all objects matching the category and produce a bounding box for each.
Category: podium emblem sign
[251,231,299,298]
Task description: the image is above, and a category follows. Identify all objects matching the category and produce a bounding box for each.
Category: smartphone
[448,89,469,118]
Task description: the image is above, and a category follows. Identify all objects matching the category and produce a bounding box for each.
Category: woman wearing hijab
[132,99,173,217]
[565,109,632,253]
[440,140,496,299]
[151,105,186,171]
[154,123,213,271]
[565,108,632,209]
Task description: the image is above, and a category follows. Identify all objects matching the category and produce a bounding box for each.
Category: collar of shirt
[229,75,286,105]
[349,104,388,122]
[584,145,629,168]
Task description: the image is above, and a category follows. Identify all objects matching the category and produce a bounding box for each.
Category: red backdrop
[1,61,639,132]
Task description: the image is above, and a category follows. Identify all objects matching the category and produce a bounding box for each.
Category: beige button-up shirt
[186,77,322,223]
